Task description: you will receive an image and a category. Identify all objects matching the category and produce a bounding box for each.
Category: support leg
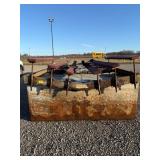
[30,62,34,91]
[97,74,101,95]
[114,68,117,92]
[133,59,136,89]
[49,69,53,93]
[66,75,70,96]
[85,89,89,96]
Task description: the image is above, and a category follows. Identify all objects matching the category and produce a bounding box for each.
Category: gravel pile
[20,78,140,156]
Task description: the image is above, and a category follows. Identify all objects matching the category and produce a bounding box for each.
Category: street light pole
[48,18,54,62]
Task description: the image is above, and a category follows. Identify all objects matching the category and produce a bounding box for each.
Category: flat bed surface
[20,64,140,156]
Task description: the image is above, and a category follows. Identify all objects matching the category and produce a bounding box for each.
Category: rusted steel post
[27,58,36,91]
[49,69,53,93]
[114,68,117,92]
[66,75,70,95]
[133,59,136,89]
[97,74,101,95]
[30,62,34,91]
[65,67,75,95]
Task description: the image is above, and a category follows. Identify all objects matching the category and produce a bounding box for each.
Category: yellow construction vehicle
[92,52,105,59]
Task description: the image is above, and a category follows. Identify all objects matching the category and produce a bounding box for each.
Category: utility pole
[48,17,54,62]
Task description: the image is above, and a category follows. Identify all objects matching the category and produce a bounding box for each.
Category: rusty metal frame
[27,56,139,96]
[105,55,139,89]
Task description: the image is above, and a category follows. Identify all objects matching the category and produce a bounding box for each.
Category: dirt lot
[20,63,140,156]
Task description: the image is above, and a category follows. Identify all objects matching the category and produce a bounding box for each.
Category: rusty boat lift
[24,55,140,121]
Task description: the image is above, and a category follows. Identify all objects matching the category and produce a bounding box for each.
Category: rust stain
[27,84,139,121]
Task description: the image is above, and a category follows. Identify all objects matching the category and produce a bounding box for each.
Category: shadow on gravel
[20,77,30,121]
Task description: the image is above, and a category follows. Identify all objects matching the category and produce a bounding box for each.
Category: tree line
[20,50,140,58]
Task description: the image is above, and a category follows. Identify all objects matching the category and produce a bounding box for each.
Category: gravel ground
[20,64,140,156]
